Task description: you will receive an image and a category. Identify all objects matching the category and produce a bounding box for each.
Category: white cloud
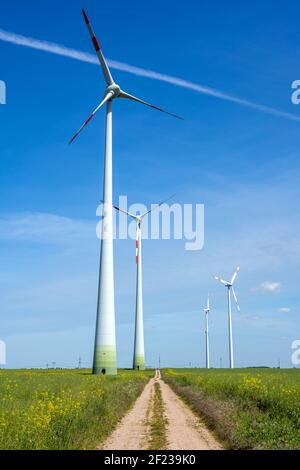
[279,307,291,313]
[242,315,262,321]
[1,28,300,122]
[251,281,282,294]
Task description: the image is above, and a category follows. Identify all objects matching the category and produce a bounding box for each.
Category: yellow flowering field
[163,368,300,449]
[0,369,152,450]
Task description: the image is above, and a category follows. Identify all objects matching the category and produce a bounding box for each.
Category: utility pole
[158,355,161,370]
[46,363,49,370]
[78,356,82,369]
[220,357,222,369]
[52,362,56,369]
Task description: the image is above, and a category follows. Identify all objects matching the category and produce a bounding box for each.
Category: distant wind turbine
[203,294,210,369]
[69,10,181,375]
[214,267,241,369]
[113,197,173,370]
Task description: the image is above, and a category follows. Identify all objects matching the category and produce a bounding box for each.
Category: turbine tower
[214,267,241,369]
[112,198,172,370]
[69,10,181,375]
[203,294,210,369]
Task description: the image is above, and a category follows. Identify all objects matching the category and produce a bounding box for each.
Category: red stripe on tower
[136,255,138,265]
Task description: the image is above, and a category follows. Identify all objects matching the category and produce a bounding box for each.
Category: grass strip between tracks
[147,381,168,450]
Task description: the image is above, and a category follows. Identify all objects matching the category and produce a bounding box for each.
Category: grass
[147,381,168,450]
[163,368,300,450]
[0,368,152,450]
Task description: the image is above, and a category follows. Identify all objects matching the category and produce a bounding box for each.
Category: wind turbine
[214,267,241,369]
[203,294,210,369]
[69,10,182,375]
[112,198,172,370]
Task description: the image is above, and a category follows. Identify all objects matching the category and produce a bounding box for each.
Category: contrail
[0,28,299,122]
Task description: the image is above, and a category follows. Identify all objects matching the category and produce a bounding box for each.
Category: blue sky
[1,0,300,369]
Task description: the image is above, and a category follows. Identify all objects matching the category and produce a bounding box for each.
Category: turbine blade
[119,91,183,120]
[214,275,229,286]
[69,92,112,144]
[231,266,240,284]
[231,287,241,312]
[207,293,210,310]
[111,203,136,219]
[141,194,176,219]
[82,9,114,85]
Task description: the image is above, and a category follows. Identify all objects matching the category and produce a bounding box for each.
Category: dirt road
[100,370,221,450]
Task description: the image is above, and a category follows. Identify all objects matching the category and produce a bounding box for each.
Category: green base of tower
[133,354,145,371]
[93,345,117,375]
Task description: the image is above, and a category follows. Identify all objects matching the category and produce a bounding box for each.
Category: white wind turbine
[203,294,210,369]
[69,10,182,375]
[112,198,173,370]
[214,267,241,369]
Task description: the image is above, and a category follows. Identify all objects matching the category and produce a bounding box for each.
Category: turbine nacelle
[203,293,210,313]
[105,83,121,98]
[214,266,240,288]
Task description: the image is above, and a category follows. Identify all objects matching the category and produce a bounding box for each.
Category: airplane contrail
[0,28,299,122]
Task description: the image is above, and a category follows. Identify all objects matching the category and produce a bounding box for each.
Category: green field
[2,367,300,450]
[163,368,300,450]
[0,368,152,450]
